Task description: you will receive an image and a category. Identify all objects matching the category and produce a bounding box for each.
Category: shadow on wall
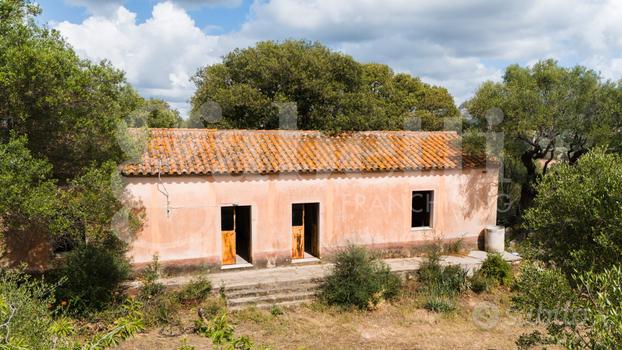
[461,169,497,221]
[0,222,52,271]
[0,194,145,273]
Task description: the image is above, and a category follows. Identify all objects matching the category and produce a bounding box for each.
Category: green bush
[0,269,60,349]
[195,312,255,350]
[270,305,284,316]
[479,253,512,286]
[513,264,622,349]
[138,255,165,300]
[574,265,622,348]
[177,277,212,305]
[511,262,576,315]
[469,272,491,294]
[56,244,131,314]
[319,245,402,309]
[417,252,468,297]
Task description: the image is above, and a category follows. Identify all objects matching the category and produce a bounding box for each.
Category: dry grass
[115,286,547,350]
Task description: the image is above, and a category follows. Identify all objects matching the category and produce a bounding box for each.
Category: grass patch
[423,296,456,313]
[416,246,468,313]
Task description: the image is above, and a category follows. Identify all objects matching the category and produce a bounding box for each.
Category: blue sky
[38,0,252,33]
[38,0,622,116]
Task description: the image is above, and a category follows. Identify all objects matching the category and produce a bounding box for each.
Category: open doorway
[292,203,319,259]
[221,205,252,265]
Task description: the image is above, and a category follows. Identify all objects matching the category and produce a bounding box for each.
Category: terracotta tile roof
[121,128,487,176]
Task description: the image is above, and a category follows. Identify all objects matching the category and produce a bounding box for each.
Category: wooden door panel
[222,230,236,265]
[292,226,304,259]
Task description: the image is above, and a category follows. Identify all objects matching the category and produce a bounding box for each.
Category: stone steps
[222,278,322,310]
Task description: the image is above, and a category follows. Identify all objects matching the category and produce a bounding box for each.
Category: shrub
[87,298,146,349]
[137,256,184,327]
[199,297,227,320]
[270,305,284,316]
[177,276,212,305]
[417,252,468,297]
[138,254,165,301]
[319,245,402,309]
[195,312,254,350]
[513,264,622,349]
[574,265,622,348]
[511,262,576,315]
[56,244,131,314]
[0,269,60,349]
[142,293,181,326]
[479,253,512,286]
[469,272,491,294]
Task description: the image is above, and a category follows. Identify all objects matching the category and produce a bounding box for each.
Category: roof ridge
[135,128,458,135]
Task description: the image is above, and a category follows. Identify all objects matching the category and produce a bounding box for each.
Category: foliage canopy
[191,40,459,132]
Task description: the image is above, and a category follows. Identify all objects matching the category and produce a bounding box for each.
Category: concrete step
[227,290,317,309]
[224,282,320,299]
[220,277,323,292]
[230,299,314,311]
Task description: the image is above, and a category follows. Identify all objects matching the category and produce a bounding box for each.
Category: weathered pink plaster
[123,167,499,267]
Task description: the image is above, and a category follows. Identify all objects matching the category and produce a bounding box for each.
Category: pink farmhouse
[121,128,499,269]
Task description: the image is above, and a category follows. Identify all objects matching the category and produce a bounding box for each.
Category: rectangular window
[411,191,433,228]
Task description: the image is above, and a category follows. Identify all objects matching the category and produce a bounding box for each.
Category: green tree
[0,2,144,312]
[523,148,622,275]
[127,98,182,128]
[191,40,458,132]
[0,0,142,179]
[0,136,57,234]
[466,60,622,214]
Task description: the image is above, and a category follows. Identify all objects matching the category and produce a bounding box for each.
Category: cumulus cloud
[65,0,242,15]
[235,0,622,101]
[56,2,223,115]
[55,0,622,116]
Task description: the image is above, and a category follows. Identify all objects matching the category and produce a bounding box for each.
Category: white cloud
[64,0,122,16]
[55,0,622,116]
[234,0,622,102]
[56,2,223,116]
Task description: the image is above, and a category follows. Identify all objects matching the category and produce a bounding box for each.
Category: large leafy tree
[523,149,622,275]
[0,0,142,179]
[0,0,143,290]
[190,40,459,132]
[466,60,622,214]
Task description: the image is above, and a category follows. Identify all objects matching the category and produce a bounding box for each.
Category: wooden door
[222,230,236,265]
[292,204,304,259]
[292,225,304,259]
[221,206,236,265]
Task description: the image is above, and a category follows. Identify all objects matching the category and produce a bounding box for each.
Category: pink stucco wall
[123,167,499,267]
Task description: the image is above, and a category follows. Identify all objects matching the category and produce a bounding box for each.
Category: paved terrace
[132,251,521,290]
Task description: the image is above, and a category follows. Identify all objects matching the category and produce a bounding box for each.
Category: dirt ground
[115,289,546,350]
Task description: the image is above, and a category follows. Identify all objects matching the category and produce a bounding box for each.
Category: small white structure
[484,225,505,253]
